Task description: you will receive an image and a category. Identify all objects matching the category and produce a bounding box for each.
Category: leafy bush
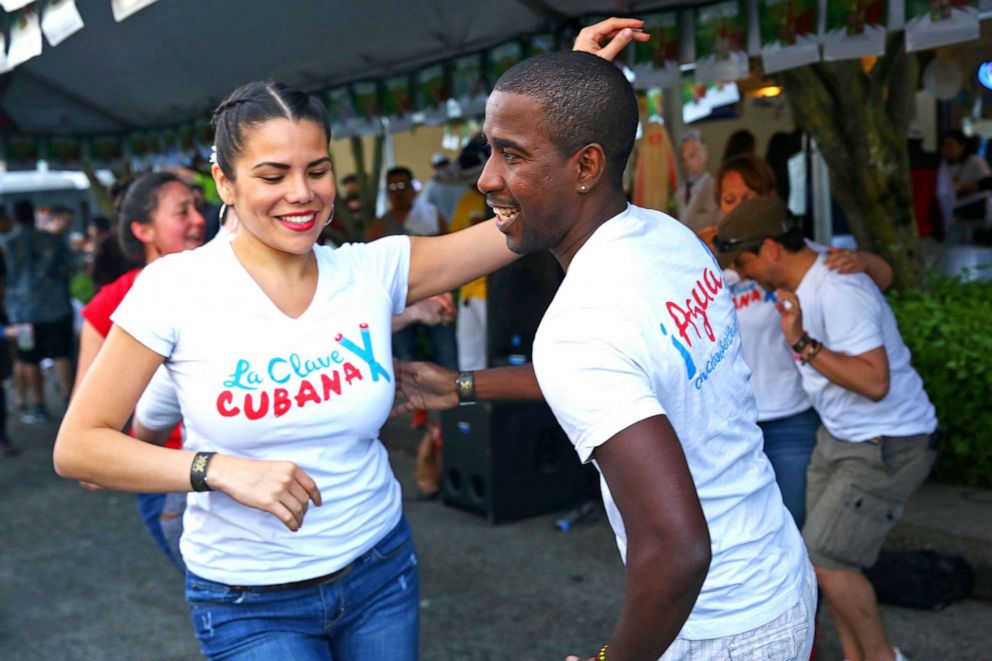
[888,274,992,486]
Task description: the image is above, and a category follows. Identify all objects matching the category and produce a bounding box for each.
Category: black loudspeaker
[441,401,595,524]
[486,252,564,365]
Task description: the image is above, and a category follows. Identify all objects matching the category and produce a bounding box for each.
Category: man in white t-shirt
[716,196,937,661]
[396,51,814,661]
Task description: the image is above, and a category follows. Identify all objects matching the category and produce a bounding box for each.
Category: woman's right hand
[206,455,322,532]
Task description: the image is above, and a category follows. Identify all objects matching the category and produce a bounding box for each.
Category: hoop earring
[325,207,335,227]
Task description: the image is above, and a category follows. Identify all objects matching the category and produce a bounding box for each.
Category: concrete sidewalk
[1,403,990,660]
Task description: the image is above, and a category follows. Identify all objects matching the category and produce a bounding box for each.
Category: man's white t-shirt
[794,255,937,441]
[113,237,410,585]
[533,205,807,640]
[726,270,811,421]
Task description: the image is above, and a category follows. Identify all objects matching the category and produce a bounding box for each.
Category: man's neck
[551,193,628,272]
[780,247,819,291]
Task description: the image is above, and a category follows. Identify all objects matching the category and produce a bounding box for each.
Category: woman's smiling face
[218,117,334,256]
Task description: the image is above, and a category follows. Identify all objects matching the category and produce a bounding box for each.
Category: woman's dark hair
[722,129,756,163]
[92,233,142,290]
[117,171,184,262]
[211,81,331,180]
[940,129,974,160]
[715,154,777,203]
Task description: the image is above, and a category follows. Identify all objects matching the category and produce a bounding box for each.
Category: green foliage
[888,274,992,486]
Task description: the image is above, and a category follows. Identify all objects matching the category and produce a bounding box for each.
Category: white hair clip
[209,144,218,165]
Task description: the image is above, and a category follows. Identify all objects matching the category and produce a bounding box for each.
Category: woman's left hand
[572,17,649,62]
[824,247,866,275]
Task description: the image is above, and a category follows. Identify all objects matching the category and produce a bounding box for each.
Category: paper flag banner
[111,0,158,22]
[632,12,682,90]
[8,6,44,69]
[0,0,33,11]
[821,0,887,61]
[41,0,84,47]
[488,41,523,80]
[759,0,821,73]
[694,1,750,83]
[904,0,979,52]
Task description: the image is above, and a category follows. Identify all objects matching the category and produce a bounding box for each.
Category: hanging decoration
[41,0,84,47]
[416,63,449,126]
[5,6,991,173]
[524,32,557,57]
[487,40,523,81]
[7,5,44,69]
[46,135,82,170]
[0,0,33,10]
[87,135,125,170]
[758,0,820,73]
[821,0,887,61]
[111,0,158,23]
[4,135,41,170]
[631,12,681,90]
[0,33,10,75]
[694,0,749,84]
[904,0,979,52]
[451,52,487,118]
[682,77,741,124]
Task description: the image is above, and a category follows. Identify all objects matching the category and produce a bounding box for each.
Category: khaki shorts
[803,426,936,571]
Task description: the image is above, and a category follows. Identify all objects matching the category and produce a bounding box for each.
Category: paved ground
[1,398,990,660]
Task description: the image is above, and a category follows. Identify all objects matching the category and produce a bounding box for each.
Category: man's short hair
[386,166,413,182]
[13,199,35,226]
[679,128,705,149]
[493,51,638,189]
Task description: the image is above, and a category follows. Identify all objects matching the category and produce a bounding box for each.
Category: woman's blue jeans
[184,516,419,660]
[758,408,820,530]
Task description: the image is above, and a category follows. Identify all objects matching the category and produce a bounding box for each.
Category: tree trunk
[778,33,924,290]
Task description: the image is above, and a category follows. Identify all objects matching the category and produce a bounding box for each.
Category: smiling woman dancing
[54,81,516,660]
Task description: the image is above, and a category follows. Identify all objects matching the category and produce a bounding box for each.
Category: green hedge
[888,274,992,486]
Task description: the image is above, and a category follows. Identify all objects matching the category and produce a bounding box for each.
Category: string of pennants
[0,0,987,171]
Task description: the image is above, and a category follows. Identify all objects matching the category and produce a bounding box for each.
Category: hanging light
[979,62,992,92]
[752,85,783,98]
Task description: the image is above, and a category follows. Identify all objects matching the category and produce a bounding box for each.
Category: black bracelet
[791,332,813,354]
[801,339,823,366]
[190,452,217,492]
[455,371,476,403]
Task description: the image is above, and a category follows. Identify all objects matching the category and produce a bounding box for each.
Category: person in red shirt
[75,172,205,567]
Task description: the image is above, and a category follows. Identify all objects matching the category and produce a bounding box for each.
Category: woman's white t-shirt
[725,270,812,421]
[113,237,410,585]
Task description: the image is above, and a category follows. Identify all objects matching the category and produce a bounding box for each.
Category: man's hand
[774,289,805,347]
[206,454,322,532]
[394,360,458,414]
[572,17,649,62]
